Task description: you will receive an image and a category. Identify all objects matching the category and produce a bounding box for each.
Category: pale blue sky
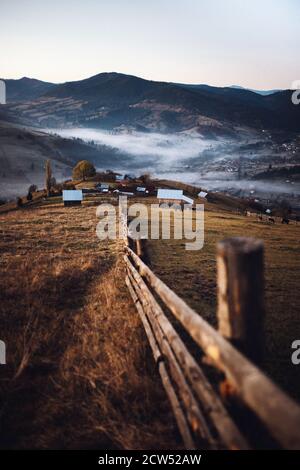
[1,0,299,88]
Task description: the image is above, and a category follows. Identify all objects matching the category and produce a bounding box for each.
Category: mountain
[2,72,300,134]
[43,72,165,103]
[2,77,57,102]
[229,85,281,95]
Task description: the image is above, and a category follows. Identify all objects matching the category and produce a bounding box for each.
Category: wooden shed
[62,190,83,206]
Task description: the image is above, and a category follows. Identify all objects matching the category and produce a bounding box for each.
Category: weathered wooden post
[136,239,143,258]
[216,237,265,365]
[135,238,149,264]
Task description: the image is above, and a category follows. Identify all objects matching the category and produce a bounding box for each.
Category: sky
[1,0,299,89]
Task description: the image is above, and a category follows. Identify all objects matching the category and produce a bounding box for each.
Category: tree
[72,160,96,181]
[50,176,57,188]
[279,199,291,218]
[139,173,151,184]
[28,184,37,194]
[27,184,37,201]
[45,160,52,197]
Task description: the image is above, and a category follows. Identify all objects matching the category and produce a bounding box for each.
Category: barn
[63,190,83,206]
[157,188,183,204]
[157,189,194,206]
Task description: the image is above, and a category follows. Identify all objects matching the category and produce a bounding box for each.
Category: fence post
[216,237,265,365]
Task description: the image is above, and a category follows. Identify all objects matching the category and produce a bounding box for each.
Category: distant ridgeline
[2,73,300,133]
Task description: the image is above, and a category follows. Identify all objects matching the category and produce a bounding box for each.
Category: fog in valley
[51,128,300,203]
[52,127,222,171]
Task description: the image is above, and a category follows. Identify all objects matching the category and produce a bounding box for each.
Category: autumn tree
[72,160,96,181]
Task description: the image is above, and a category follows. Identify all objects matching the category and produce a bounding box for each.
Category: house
[115,175,123,181]
[136,186,147,194]
[124,174,136,181]
[157,189,194,206]
[81,187,98,194]
[97,183,110,193]
[198,191,208,199]
[63,190,83,206]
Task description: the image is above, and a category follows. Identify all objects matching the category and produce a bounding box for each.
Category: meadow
[0,199,179,449]
[0,193,299,449]
[146,201,300,398]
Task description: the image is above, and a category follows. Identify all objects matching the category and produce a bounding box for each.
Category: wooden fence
[121,214,300,449]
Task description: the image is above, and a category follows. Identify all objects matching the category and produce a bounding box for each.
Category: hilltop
[3,77,56,102]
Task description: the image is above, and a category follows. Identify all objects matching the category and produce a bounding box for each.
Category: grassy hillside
[0,120,125,200]
[0,188,299,449]
[146,202,300,398]
[0,199,179,449]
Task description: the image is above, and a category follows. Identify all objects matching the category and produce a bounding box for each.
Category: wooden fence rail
[121,215,300,449]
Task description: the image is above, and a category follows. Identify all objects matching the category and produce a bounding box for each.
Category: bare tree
[45,160,52,197]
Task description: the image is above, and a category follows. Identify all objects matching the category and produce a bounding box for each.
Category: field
[0,193,300,449]
[0,199,179,449]
[146,202,300,398]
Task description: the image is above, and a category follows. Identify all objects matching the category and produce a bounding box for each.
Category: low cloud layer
[53,128,220,163]
[48,127,299,201]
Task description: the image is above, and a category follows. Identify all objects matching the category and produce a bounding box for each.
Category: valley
[0,72,299,207]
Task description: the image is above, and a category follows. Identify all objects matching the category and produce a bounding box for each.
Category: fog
[51,127,222,169]
[48,127,299,202]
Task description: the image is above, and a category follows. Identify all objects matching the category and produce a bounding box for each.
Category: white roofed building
[157,189,194,206]
[98,183,110,192]
[63,190,83,206]
[157,189,183,200]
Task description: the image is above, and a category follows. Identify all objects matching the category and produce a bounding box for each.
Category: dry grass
[0,202,179,449]
[146,206,300,399]
[1,194,299,449]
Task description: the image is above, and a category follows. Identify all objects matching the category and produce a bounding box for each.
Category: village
[56,162,298,224]
[2,157,297,227]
